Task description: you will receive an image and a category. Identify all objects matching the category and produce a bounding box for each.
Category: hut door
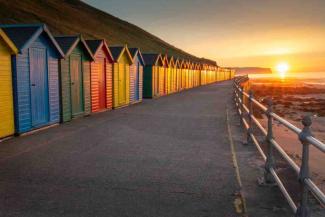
[135,63,140,101]
[98,59,106,110]
[70,55,84,116]
[118,63,126,105]
[29,48,49,127]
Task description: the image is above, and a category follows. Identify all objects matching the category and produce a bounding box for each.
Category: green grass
[0,0,211,62]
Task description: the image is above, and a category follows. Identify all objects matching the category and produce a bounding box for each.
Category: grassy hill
[0,0,212,62]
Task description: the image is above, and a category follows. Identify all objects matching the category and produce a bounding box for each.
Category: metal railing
[233,75,325,217]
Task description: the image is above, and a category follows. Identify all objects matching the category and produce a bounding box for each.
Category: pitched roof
[109,46,124,61]
[54,35,94,60]
[142,53,162,66]
[128,47,145,65]
[109,45,133,63]
[85,39,102,55]
[0,29,18,54]
[85,39,113,61]
[128,47,138,59]
[168,56,175,67]
[0,23,63,57]
[162,54,169,67]
[174,58,180,68]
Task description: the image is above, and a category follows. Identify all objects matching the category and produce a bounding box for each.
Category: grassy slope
[0,0,208,61]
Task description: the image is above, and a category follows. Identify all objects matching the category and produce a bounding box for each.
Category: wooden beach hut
[167,56,175,94]
[180,60,187,90]
[0,24,64,134]
[86,39,114,113]
[185,60,190,89]
[200,63,207,86]
[109,45,133,108]
[55,35,94,123]
[194,63,201,87]
[174,58,181,92]
[129,48,145,104]
[162,54,169,95]
[188,62,194,88]
[142,53,163,98]
[0,29,18,138]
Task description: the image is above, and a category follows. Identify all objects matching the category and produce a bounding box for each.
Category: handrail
[233,76,325,215]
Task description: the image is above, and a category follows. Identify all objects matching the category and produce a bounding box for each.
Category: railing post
[239,86,244,117]
[246,90,253,145]
[264,98,275,183]
[295,116,312,217]
[233,81,237,104]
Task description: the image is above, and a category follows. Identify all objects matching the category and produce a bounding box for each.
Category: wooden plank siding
[12,33,61,134]
[129,53,143,104]
[90,45,113,113]
[0,38,15,138]
[59,42,92,122]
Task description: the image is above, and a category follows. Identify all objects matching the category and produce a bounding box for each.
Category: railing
[233,75,325,217]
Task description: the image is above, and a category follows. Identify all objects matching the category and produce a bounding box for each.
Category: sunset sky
[84,0,325,72]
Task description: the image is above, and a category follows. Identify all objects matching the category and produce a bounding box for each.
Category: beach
[248,73,325,193]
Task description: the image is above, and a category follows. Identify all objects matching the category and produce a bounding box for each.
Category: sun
[276,62,290,78]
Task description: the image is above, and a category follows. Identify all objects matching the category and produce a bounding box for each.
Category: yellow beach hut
[109,45,133,108]
[0,29,18,138]
[167,56,175,94]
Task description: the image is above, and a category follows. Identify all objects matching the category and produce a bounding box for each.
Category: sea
[248,72,325,87]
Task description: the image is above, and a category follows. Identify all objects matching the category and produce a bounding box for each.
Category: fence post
[233,81,237,105]
[264,98,275,183]
[240,86,244,118]
[246,90,253,145]
[295,116,312,217]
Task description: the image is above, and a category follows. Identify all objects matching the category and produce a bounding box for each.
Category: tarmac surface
[0,81,294,217]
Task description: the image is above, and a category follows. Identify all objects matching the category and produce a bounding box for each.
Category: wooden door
[118,63,126,105]
[29,48,49,127]
[98,58,106,110]
[135,62,140,101]
[70,54,84,116]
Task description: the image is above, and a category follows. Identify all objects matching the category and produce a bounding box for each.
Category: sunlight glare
[276,62,289,79]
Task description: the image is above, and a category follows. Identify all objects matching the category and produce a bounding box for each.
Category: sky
[83,0,325,72]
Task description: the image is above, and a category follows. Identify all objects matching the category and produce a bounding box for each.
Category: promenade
[0,81,291,217]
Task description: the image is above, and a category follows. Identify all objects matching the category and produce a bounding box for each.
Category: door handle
[71,82,75,85]
[31,84,36,87]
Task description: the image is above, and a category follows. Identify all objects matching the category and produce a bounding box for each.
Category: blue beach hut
[128,48,145,104]
[0,24,64,134]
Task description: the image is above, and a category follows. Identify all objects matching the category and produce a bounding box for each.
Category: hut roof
[108,45,133,63]
[0,23,63,57]
[162,54,169,67]
[142,53,163,66]
[85,39,113,61]
[55,34,94,60]
[0,29,18,54]
[128,47,145,65]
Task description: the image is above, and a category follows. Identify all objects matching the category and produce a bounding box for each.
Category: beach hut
[142,53,164,98]
[109,45,133,108]
[0,29,18,138]
[0,24,64,134]
[167,56,175,94]
[129,48,145,104]
[184,60,190,89]
[188,62,194,89]
[86,39,114,113]
[200,63,207,86]
[174,58,181,92]
[180,60,186,90]
[55,35,94,122]
[194,63,200,87]
[161,54,169,95]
